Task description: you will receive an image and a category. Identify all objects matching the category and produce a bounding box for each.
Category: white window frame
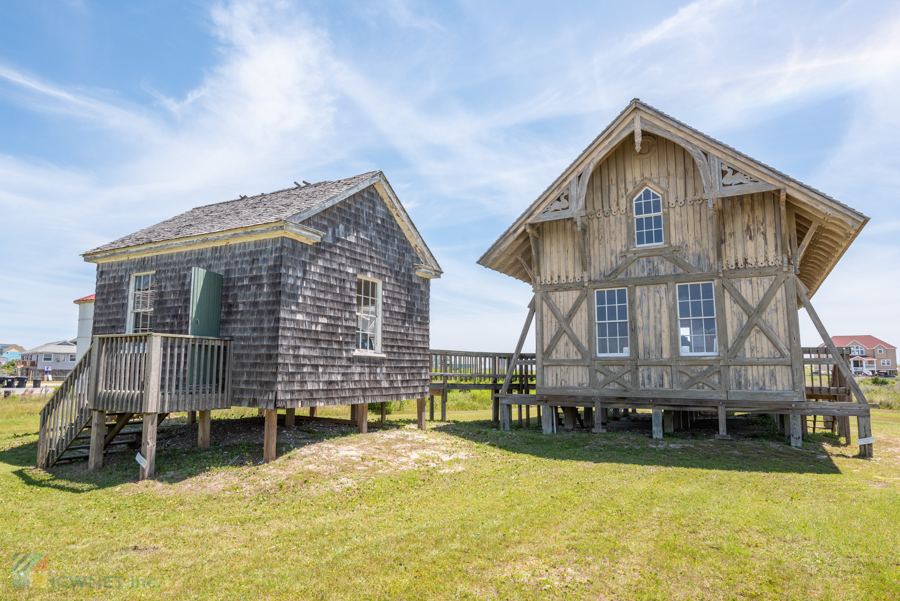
[676,282,719,357]
[850,345,865,357]
[877,347,884,354]
[594,288,630,357]
[42,354,52,362]
[126,271,156,334]
[69,354,77,362]
[354,275,384,356]
[633,187,664,248]
[882,359,891,367]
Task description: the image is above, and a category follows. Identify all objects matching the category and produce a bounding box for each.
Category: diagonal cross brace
[542,292,590,359]
[726,273,789,359]
[543,289,588,358]
[722,278,790,358]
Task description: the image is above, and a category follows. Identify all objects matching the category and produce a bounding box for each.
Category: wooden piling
[357,403,368,434]
[88,410,105,471]
[309,406,317,418]
[380,402,387,426]
[663,410,675,434]
[263,409,277,463]
[715,405,731,440]
[592,401,606,433]
[789,414,802,448]
[188,411,196,425]
[417,398,426,431]
[285,408,295,427]
[198,410,210,448]
[139,413,158,480]
[652,409,663,439]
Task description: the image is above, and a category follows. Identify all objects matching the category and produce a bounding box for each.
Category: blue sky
[1,0,899,352]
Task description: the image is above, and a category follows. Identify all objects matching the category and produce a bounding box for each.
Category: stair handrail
[36,345,93,468]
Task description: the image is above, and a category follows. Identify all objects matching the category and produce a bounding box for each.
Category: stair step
[74,428,142,441]
[65,440,134,452]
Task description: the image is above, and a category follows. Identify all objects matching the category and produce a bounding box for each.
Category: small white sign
[858,437,876,446]
[135,452,148,469]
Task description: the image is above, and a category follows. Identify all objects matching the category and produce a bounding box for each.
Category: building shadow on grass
[4,414,417,490]
[433,412,850,475]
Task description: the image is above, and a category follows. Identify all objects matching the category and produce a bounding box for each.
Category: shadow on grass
[3,414,419,490]
[433,412,849,475]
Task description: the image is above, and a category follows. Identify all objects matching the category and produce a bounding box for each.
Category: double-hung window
[355,277,382,353]
[595,288,629,356]
[882,359,891,367]
[677,282,718,355]
[42,354,52,362]
[634,187,663,247]
[128,272,156,333]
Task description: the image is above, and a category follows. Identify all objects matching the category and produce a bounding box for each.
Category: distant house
[73,294,95,361]
[826,336,897,376]
[20,341,78,377]
[0,344,24,365]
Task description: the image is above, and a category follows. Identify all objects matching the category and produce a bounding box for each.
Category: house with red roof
[824,336,896,376]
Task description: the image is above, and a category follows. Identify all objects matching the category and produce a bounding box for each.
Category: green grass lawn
[2,394,900,600]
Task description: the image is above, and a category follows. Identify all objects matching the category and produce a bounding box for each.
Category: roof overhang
[478,100,868,296]
[82,221,325,264]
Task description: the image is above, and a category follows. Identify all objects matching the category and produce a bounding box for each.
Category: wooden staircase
[35,346,153,468]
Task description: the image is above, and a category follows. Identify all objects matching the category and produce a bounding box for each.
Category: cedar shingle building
[38,171,441,473]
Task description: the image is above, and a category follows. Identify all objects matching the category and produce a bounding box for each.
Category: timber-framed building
[479,100,874,455]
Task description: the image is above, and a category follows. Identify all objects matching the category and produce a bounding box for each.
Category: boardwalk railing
[93,334,233,414]
[37,347,93,468]
[428,350,536,422]
[802,346,852,401]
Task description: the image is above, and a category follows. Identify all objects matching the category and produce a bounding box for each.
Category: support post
[789,414,802,448]
[188,411,196,425]
[716,405,731,440]
[541,403,553,434]
[381,402,387,426]
[285,408,295,427]
[663,410,675,434]
[593,400,606,433]
[518,404,523,427]
[198,410,210,448]
[263,409,277,463]
[441,392,447,422]
[526,405,531,428]
[139,413,158,480]
[350,404,358,422]
[357,402,368,434]
[429,395,435,421]
[417,398,426,431]
[309,406,317,418]
[88,409,105,471]
[858,416,873,458]
[652,408,663,439]
[562,407,577,431]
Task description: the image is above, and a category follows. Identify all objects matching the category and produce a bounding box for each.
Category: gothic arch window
[634,187,663,247]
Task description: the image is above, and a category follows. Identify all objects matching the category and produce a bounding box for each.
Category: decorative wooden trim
[542,292,589,359]
[725,273,788,360]
[721,277,790,358]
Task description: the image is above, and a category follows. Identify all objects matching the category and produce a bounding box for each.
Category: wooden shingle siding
[92,184,429,409]
[92,239,285,407]
[276,186,429,407]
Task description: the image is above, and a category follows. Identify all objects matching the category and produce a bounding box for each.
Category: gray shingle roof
[24,340,77,355]
[86,171,379,254]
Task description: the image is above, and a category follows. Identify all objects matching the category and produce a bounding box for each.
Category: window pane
[595,288,629,356]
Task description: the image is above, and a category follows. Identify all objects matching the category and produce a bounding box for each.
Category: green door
[188,268,223,391]
[189,267,223,337]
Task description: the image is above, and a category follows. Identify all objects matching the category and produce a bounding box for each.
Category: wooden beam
[102,412,134,450]
[796,222,819,262]
[501,297,537,396]
[88,410,105,472]
[198,410,210,448]
[263,409,277,463]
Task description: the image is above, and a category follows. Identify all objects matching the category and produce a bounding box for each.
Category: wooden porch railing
[92,334,233,414]
[37,348,93,468]
[802,346,853,401]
